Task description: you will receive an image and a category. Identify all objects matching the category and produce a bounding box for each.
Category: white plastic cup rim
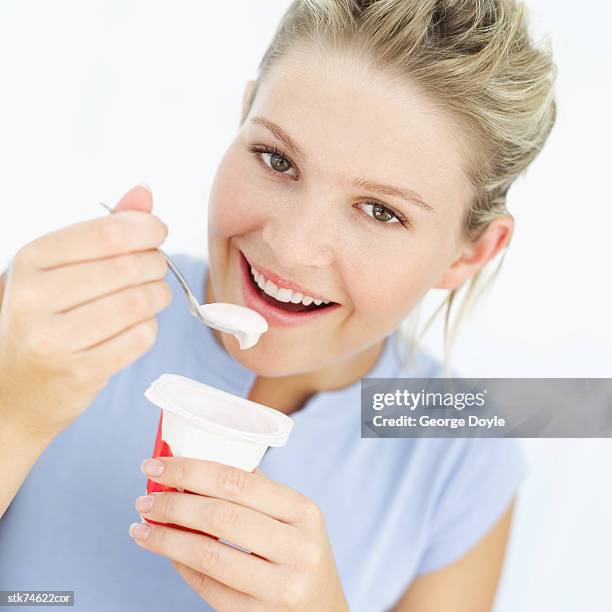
[144,373,293,447]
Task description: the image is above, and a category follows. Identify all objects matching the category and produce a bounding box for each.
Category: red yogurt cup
[143,409,212,536]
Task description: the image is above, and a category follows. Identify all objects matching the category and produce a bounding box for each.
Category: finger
[171,560,256,610]
[114,184,153,213]
[130,522,278,601]
[39,250,168,313]
[143,457,312,524]
[59,280,171,352]
[138,492,300,563]
[78,316,159,375]
[24,210,167,270]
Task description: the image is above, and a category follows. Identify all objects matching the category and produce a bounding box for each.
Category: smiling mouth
[240,251,335,314]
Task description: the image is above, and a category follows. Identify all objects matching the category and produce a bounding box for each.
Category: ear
[240,80,257,124]
[434,215,514,290]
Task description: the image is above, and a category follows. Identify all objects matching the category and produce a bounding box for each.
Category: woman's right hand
[0,185,172,442]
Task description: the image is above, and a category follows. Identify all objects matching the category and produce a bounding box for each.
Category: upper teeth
[250,266,330,306]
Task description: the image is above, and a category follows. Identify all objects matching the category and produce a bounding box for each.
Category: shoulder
[381,334,528,574]
[385,336,528,485]
[410,435,527,575]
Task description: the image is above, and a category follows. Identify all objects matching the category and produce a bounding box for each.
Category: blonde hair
[242,0,557,375]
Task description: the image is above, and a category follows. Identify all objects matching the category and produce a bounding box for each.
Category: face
[205,47,485,378]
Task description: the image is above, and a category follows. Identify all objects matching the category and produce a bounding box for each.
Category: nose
[261,195,336,269]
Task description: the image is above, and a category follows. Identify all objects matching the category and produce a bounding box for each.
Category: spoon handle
[97,201,201,316]
[158,250,202,314]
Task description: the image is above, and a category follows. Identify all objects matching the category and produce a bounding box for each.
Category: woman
[0,0,556,610]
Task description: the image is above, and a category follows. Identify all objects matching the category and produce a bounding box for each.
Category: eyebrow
[249,115,435,213]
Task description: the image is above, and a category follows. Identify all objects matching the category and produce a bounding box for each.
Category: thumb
[114,183,154,213]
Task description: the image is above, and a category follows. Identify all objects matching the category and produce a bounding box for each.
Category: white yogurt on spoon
[197,302,268,349]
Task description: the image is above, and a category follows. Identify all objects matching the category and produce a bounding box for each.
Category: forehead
[247,47,473,215]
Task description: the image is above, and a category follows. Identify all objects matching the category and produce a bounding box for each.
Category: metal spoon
[97,201,267,348]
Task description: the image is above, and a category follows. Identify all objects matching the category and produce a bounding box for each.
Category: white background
[0,2,610,610]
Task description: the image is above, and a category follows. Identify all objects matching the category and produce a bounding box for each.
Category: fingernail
[135,495,156,513]
[141,458,165,477]
[137,182,152,194]
[129,522,151,540]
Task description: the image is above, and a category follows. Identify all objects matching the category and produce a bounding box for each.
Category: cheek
[352,265,428,313]
[208,149,267,238]
[348,240,448,320]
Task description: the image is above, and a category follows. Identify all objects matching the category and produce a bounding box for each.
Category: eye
[248,143,413,230]
[356,201,413,230]
[249,145,297,178]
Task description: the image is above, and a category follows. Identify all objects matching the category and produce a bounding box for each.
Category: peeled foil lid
[144,373,293,446]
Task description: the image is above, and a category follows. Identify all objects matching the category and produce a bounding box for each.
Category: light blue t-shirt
[0,253,527,611]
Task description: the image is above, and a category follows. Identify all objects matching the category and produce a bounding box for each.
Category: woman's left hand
[129,456,349,611]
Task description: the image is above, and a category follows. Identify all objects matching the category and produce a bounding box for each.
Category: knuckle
[192,538,221,574]
[154,281,172,308]
[115,253,140,281]
[157,252,169,275]
[157,492,174,519]
[124,288,150,318]
[96,219,125,251]
[149,251,168,278]
[69,364,94,389]
[301,542,322,569]
[187,570,214,596]
[209,501,238,531]
[90,377,109,394]
[25,328,57,358]
[164,281,172,304]
[12,286,37,316]
[150,216,168,242]
[216,466,250,497]
[172,459,187,486]
[147,316,159,338]
[300,499,322,524]
[133,318,157,350]
[149,522,168,549]
[280,576,308,606]
[16,241,40,268]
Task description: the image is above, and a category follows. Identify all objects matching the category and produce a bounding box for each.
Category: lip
[244,255,331,303]
[239,250,341,328]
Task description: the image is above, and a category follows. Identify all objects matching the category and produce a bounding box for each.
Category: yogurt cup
[141,373,293,533]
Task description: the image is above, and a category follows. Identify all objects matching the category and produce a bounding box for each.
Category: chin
[223,334,310,378]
